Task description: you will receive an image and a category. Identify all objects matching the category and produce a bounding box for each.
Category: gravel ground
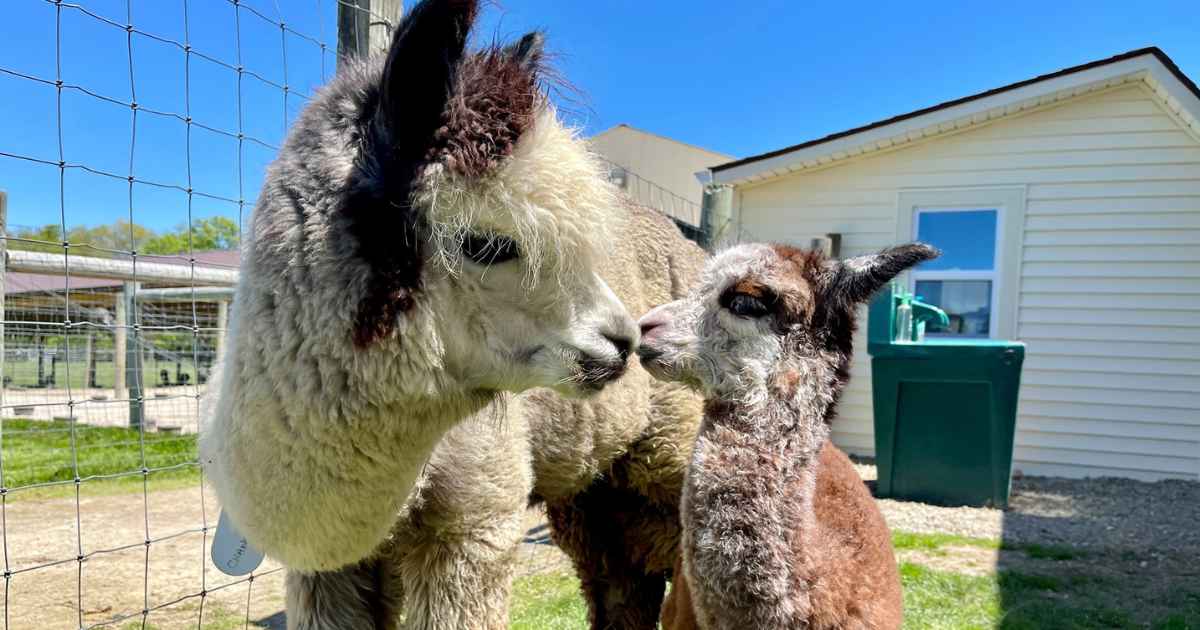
[852,459,1200,555]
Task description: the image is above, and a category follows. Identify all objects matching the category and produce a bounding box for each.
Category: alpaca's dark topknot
[343,1,545,348]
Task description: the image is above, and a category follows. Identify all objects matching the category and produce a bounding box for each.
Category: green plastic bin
[866,289,1025,508]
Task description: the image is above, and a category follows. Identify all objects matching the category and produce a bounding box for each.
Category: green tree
[143,217,240,254]
[10,217,240,256]
[10,224,63,254]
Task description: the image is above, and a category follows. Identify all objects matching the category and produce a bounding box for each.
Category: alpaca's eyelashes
[724,292,772,319]
[461,233,520,265]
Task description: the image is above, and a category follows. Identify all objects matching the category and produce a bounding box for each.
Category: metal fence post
[124,281,142,429]
[215,298,229,362]
[114,288,126,397]
[1,191,6,407]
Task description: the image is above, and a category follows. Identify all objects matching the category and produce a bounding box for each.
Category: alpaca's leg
[386,410,532,630]
[547,481,669,630]
[285,557,395,630]
[660,556,700,630]
[386,518,524,630]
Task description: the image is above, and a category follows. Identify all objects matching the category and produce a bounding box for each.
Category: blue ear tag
[212,510,265,576]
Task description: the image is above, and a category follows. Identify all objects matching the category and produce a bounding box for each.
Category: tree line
[10,216,239,255]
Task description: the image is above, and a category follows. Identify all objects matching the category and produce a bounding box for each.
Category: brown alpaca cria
[639,242,939,629]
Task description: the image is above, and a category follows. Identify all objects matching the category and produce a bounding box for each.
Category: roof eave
[713,50,1200,188]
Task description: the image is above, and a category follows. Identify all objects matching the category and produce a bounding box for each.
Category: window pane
[916,209,997,271]
[915,280,992,337]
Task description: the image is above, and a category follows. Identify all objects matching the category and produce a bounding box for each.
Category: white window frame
[895,188,1026,341]
[911,206,1003,338]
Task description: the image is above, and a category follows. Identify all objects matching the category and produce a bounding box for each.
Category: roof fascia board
[713,56,1159,186]
[1144,64,1200,141]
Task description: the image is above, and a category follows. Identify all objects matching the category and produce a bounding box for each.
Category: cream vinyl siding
[734,83,1200,480]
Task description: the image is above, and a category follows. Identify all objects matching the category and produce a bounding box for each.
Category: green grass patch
[891,530,1001,551]
[900,562,1000,628]
[892,531,1085,563]
[1150,592,1200,630]
[998,571,1064,592]
[1022,543,1080,561]
[900,562,1145,629]
[1,418,200,495]
[510,573,589,630]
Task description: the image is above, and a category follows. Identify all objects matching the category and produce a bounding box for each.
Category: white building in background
[590,124,733,228]
[712,48,1200,481]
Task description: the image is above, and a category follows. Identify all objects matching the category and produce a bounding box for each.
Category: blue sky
[1,0,1197,234]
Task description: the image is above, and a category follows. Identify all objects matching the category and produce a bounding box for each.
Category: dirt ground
[5,464,1196,628]
[0,483,286,629]
[0,482,568,630]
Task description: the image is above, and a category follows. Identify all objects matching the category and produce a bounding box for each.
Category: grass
[510,574,590,629]
[0,418,200,497]
[891,530,1001,552]
[104,566,1200,630]
[1,430,1189,628]
[506,533,1199,629]
[892,530,1083,561]
[1023,542,1081,561]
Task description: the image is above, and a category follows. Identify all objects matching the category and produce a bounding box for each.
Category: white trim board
[715,51,1200,187]
[896,188,1027,341]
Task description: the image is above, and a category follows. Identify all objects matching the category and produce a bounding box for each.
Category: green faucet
[910,294,950,341]
[868,284,949,344]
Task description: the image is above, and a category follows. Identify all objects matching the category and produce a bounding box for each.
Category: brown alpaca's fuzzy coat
[640,243,937,630]
[662,441,900,630]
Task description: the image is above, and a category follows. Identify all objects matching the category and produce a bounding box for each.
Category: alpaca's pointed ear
[506,31,545,69]
[824,243,940,307]
[377,0,478,147]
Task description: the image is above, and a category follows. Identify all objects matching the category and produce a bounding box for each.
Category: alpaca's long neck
[682,381,834,628]
[202,319,496,571]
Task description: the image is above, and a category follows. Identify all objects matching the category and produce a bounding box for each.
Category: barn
[710,48,1200,481]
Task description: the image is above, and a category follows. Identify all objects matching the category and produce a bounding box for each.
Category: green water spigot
[910,296,949,341]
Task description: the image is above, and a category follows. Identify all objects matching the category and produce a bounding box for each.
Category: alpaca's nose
[639,317,664,338]
[603,332,632,362]
[637,307,670,342]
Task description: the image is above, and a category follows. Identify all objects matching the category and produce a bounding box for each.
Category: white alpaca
[200,0,639,572]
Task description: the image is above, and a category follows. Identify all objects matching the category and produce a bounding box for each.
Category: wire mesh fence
[0,2,733,628]
[0,1,380,627]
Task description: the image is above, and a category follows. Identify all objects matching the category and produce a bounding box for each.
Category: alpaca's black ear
[824,243,940,308]
[377,0,478,151]
[506,31,545,68]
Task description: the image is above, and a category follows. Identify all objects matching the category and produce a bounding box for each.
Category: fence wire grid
[0,2,750,628]
[0,2,396,628]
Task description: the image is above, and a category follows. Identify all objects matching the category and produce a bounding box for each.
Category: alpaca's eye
[727,293,770,318]
[461,233,520,265]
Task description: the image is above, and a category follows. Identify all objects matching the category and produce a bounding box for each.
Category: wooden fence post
[338,0,402,63]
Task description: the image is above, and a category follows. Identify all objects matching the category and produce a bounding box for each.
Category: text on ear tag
[212,510,264,576]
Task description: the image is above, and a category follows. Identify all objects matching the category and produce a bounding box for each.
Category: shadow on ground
[253,611,287,629]
[996,475,1200,628]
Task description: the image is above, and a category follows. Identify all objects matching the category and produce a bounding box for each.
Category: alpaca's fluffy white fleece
[199,106,631,572]
[418,107,617,290]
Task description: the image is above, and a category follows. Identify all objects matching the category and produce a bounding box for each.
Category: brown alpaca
[638,242,939,629]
